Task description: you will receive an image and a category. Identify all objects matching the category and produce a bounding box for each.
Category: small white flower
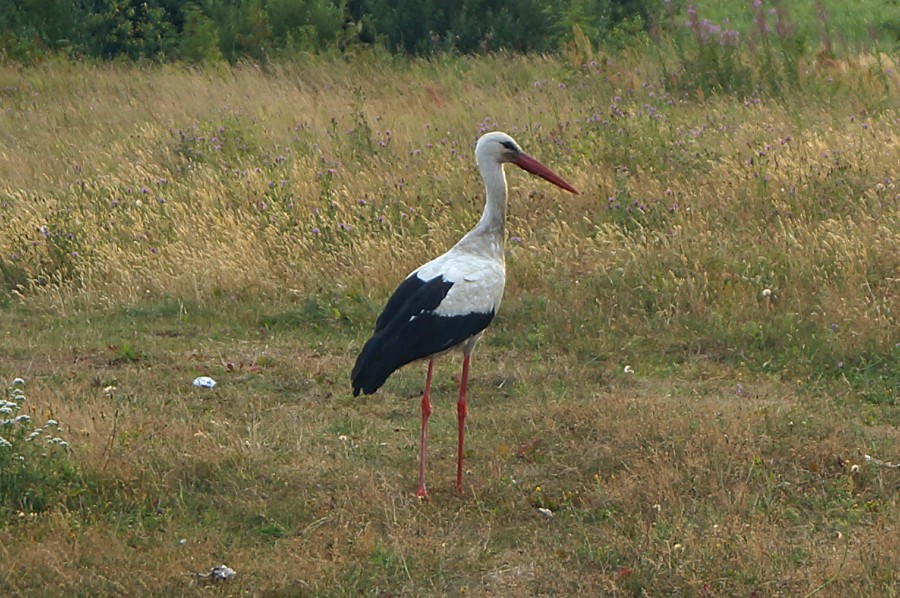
[623,365,634,374]
[850,464,860,473]
[14,414,30,424]
[12,378,24,386]
[0,407,13,415]
[57,440,69,448]
[45,419,59,427]
[537,507,554,519]
[179,538,187,545]
[26,431,40,441]
[0,436,11,448]
[761,288,772,297]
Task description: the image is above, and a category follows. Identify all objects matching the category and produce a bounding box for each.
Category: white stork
[351,131,579,498]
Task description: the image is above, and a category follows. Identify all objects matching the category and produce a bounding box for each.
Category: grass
[0,28,899,598]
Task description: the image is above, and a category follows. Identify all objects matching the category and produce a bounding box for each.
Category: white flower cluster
[0,377,70,452]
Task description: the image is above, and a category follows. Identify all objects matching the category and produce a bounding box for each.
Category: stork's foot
[415,486,430,500]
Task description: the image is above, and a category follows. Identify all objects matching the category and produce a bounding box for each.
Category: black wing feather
[351,274,495,396]
[373,274,430,333]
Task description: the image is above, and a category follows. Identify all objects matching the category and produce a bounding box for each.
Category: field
[1,34,899,598]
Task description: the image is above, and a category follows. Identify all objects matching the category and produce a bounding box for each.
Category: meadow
[1,25,899,598]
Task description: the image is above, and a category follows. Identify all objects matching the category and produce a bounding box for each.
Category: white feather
[412,249,505,317]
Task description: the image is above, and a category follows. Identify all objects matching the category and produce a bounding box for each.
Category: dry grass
[0,52,898,596]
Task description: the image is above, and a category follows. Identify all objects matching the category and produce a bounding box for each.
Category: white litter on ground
[192,376,217,388]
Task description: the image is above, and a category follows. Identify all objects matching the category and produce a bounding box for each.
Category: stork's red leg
[456,353,470,494]
[417,358,435,499]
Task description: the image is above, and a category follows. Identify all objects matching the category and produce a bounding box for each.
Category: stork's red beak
[513,153,579,195]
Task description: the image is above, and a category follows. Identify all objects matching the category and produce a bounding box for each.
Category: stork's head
[475,131,579,195]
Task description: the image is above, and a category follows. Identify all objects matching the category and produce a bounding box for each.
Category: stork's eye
[500,140,516,151]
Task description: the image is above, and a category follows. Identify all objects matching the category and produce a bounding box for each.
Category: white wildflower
[0,407,13,415]
[45,419,59,427]
[623,365,634,374]
[0,436,11,448]
[14,414,30,424]
[537,507,554,519]
[761,288,772,297]
[12,378,24,385]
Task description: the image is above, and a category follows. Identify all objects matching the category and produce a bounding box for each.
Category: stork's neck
[472,158,508,239]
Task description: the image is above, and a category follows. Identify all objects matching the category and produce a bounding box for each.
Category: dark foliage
[0,0,661,62]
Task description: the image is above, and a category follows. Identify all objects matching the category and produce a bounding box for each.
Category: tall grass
[1,48,897,385]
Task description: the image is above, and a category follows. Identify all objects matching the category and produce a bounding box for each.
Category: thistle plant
[0,378,77,516]
[670,3,753,95]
